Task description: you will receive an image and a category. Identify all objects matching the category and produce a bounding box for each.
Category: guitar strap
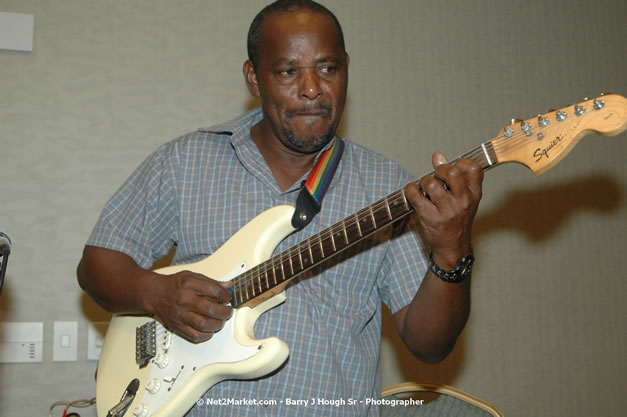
[291,137,345,229]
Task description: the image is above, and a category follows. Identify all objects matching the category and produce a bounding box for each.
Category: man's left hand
[405,152,484,270]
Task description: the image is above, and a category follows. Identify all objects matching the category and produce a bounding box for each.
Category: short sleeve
[86,144,178,269]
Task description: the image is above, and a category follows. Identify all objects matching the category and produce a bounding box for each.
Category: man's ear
[243,60,260,97]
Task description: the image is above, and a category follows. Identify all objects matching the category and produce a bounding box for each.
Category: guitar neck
[230,143,496,308]
[230,93,627,308]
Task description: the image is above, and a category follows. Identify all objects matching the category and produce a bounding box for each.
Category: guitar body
[96,205,297,417]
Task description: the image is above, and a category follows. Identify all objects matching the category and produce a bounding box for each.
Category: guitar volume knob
[145,378,162,394]
[132,403,149,417]
[154,352,169,369]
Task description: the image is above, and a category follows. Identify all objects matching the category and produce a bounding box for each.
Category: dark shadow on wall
[473,173,622,243]
[80,295,112,324]
[380,173,623,385]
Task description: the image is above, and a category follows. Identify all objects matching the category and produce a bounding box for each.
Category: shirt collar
[198,108,343,195]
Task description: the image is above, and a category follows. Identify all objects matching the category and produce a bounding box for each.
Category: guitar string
[238,99,615,302]
[233,189,408,303]
[233,160,459,303]
[488,99,603,156]
[234,137,522,302]
[489,94,611,157]
[234,140,512,303]
[233,107,592,303]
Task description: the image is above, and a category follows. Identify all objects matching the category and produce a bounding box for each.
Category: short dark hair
[247,0,346,69]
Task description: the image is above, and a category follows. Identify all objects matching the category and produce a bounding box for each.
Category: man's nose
[299,69,322,100]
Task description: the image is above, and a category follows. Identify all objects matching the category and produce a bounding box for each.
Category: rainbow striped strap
[305,137,345,205]
[291,138,344,229]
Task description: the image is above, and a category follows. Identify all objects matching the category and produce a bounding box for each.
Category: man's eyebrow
[273,56,341,65]
[316,56,341,64]
[273,58,299,66]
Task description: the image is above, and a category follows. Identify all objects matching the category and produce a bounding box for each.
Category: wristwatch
[429,248,474,283]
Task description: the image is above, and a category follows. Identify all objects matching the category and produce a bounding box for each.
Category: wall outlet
[0,322,43,363]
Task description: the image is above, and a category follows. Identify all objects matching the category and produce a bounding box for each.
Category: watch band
[429,247,474,283]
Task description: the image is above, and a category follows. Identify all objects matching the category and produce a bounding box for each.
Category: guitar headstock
[489,93,627,175]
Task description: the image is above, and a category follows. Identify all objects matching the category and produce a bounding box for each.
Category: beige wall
[0,1,625,416]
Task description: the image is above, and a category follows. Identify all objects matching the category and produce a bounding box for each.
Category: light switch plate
[53,321,78,362]
[87,321,108,360]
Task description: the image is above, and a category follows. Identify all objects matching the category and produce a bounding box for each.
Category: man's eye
[319,65,337,74]
[278,68,298,77]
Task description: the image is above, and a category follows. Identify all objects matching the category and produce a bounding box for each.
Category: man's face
[246,11,349,154]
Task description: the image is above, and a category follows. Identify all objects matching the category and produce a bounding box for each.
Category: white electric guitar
[96,94,627,417]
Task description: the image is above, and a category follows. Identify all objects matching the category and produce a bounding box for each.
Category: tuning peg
[593,98,605,110]
[556,110,568,121]
[503,118,522,138]
[537,114,549,127]
[574,104,585,116]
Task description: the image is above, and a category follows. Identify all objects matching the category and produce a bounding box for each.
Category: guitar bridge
[136,321,156,368]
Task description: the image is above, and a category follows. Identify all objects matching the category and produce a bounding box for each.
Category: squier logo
[533,135,564,162]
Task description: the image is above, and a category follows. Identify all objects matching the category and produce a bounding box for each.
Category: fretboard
[230,141,497,308]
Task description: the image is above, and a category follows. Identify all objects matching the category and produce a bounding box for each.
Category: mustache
[285,103,332,118]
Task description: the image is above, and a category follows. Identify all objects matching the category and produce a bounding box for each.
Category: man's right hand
[148,270,233,342]
[77,246,233,343]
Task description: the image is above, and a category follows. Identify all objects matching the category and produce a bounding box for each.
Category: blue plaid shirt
[88,108,428,416]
